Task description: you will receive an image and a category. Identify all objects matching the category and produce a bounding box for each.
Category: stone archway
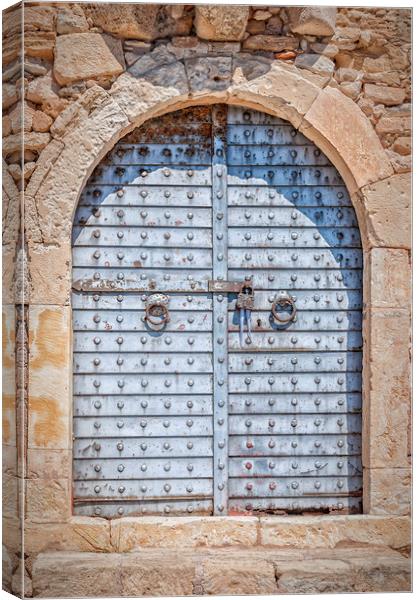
[25,52,411,525]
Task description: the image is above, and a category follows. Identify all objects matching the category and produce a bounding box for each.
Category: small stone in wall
[2,115,12,137]
[2,83,18,109]
[275,51,297,61]
[26,72,59,105]
[195,6,250,41]
[386,149,411,174]
[332,26,361,50]
[32,110,53,133]
[3,132,51,158]
[252,10,272,21]
[246,19,266,35]
[53,33,125,85]
[392,136,411,156]
[338,81,362,100]
[24,31,56,61]
[24,58,49,77]
[265,16,283,35]
[310,42,339,58]
[295,53,335,76]
[335,67,363,83]
[56,4,89,34]
[288,7,337,36]
[364,83,406,106]
[243,35,299,52]
[9,101,35,133]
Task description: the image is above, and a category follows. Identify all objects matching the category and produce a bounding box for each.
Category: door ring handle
[145,294,170,327]
[271,291,297,324]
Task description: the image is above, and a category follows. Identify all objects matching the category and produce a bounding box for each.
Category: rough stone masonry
[2,2,411,598]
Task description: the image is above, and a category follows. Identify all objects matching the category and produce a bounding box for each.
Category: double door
[72,105,363,518]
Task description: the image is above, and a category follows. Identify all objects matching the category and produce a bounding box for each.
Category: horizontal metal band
[74,457,213,480]
[229,413,361,435]
[229,392,361,414]
[228,455,362,478]
[79,185,212,207]
[73,499,213,518]
[228,476,362,496]
[74,436,213,458]
[226,144,331,166]
[74,415,214,437]
[229,434,361,457]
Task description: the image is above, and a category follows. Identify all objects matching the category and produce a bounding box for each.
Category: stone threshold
[32,546,411,597]
[21,514,411,555]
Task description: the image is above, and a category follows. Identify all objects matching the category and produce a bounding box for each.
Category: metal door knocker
[144,293,170,328]
[271,291,297,324]
[236,281,254,346]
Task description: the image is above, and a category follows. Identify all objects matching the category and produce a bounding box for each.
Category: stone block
[243,34,299,52]
[274,548,410,593]
[376,115,411,136]
[392,136,411,155]
[195,6,249,41]
[364,248,411,310]
[110,71,187,124]
[364,83,406,106]
[32,552,122,598]
[230,60,323,129]
[186,56,232,95]
[121,551,196,596]
[111,516,258,551]
[25,518,112,554]
[295,54,335,77]
[2,305,16,447]
[25,478,71,523]
[56,4,89,34]
[24,31,56,61]
[360,173,411,248]
[11,559,33,598]
[2,474,19,519]
[260,515,411,550]
[288,7,337,36]
[53,33,125,85]
[28,306,71,450]
[27,242,71,305]
[27,449,71,480]
[301,86,394,193]
[364,468,411,515]
[200,553,277,595]
[3,132,51,158]
[363,308,410,469]
[84,4,192,41]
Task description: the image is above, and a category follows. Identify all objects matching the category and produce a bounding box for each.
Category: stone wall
[2,3,412,192]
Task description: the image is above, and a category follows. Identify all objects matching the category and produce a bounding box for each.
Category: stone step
[32,546,411,597]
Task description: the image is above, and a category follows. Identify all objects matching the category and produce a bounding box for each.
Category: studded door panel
[72,105,363,518]
[225,107,362,513]
[72,107,215,517]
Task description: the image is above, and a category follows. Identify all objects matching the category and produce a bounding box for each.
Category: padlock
[236,283,255,311]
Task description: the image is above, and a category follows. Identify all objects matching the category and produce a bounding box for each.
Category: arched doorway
[71,104,363,518]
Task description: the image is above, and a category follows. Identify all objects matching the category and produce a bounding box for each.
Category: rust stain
[2,312,14,370]
[133,261,142,267]
[30,396,66,447]
[30,309,66,370]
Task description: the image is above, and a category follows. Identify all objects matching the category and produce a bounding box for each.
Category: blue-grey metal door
[72,105,362,518]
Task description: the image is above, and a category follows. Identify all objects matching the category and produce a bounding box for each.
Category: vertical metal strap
[211,105,229,515]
